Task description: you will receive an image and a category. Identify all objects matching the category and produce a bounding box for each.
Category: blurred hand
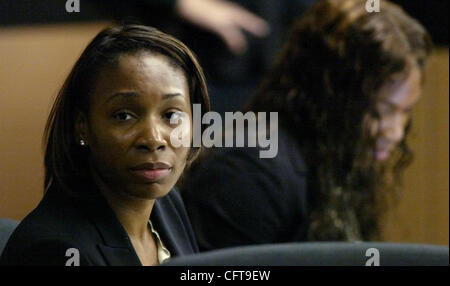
[175,0,270,55]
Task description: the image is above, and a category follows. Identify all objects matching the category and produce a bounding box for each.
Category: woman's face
[79,52,191,199]
[369,67,422,161]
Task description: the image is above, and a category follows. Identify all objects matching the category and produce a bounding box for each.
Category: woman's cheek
[93,130,131,164]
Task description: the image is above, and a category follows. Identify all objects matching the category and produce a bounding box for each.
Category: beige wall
[0,23,110,220]
[0,23,448,245]
[382,48,449,246]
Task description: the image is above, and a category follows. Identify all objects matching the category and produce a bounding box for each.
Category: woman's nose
[135,119,167,152]
[381,113,406,143]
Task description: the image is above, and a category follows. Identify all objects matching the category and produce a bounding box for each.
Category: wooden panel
[0,22,110,220]
[383,48,449,246]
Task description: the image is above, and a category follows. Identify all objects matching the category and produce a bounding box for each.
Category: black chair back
[0,218,19,256]
[162,242,449,266]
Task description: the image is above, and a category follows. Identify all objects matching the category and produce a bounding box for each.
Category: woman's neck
[102,188,155,240]
[89,167,155,240]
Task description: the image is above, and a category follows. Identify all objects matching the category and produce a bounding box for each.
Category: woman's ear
[75,112,89,146]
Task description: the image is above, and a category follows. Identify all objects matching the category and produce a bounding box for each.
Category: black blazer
[0,186,198,266]
[182,127,309,251]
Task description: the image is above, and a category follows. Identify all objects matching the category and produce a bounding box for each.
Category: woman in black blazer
[0,24,210,266]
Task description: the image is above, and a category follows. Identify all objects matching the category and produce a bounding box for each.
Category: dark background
[0,0,448,46]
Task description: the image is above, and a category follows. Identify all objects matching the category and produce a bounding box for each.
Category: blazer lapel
[97,245,140,266]
[151,193,194,256]
[81,192,142,266]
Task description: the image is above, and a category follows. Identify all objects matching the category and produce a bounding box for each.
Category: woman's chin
[119,182,172,200]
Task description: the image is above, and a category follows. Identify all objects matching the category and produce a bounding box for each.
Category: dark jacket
[0,186,198,265]
[182,128,309,251]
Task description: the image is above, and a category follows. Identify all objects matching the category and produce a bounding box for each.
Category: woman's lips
[375,149,390,161]
[129,168,171,182]
[129,162,172,182]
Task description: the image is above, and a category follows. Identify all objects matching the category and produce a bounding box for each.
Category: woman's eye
[377,104,393,115]
[165,111,183,123]
[114,112,133,121]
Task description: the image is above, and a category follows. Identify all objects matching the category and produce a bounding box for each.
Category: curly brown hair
[245,0,432,241]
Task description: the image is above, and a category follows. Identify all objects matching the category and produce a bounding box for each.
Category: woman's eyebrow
[379,99,419,113]
[162,93,183,100]
[105,92,139,104]
[105,92,184,103]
